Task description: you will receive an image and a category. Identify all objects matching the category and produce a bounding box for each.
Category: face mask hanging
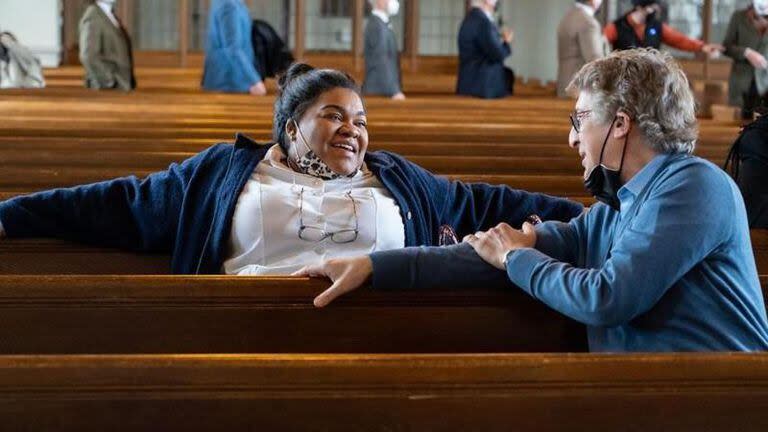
[288,119,356,180]
[583,117,629,211]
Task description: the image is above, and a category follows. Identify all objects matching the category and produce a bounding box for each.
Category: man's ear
[613,111,632,139]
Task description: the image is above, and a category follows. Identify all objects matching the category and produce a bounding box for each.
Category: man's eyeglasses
[298,188,359,243]
[569,109,592,133]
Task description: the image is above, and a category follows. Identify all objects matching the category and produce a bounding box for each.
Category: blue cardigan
[0,134,582,274]
[201,0,261,92]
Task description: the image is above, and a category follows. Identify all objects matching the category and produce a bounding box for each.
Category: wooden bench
[0,275,586,354]
[0,353,765,430]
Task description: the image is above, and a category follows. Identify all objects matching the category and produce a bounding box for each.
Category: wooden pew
[0,353,765,430]
[1,230,767,275]
[0,275,586,354]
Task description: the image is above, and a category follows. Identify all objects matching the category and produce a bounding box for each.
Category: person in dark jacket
[362,0,404,99]
[0,64,582,275]
[251,19,293,80]
[456,0,514,99]
[725,113,768,228]
[604,0,721,55]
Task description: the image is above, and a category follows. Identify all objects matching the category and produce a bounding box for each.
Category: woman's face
[289,87,369,176]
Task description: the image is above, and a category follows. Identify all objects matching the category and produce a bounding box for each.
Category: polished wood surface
[0,353,765,431]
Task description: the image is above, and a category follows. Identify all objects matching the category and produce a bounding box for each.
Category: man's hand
[502,28,514,45]
[746,48,768,70]
[463,222,536,270]
[292,255,373,307]
[249,81,267,96]
[391,92,406,100]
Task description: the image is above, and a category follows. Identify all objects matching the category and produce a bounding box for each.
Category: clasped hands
[462,221,537,270]
[293,221,537,307]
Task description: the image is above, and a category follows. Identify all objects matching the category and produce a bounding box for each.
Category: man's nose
[568,128,579,149]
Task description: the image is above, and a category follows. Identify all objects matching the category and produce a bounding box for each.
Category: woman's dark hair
[273,63,362,154]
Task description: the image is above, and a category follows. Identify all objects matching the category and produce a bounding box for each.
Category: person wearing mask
[456,0,514,99]
[0,63,581,275]
[299,49,768,353]
[723,0,768,119]
[362,0,405,100]
[78,0,136,91]
[604,0,722,57]
[556,0,608,98]
[202,0,266,96]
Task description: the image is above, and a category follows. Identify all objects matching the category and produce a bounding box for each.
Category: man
[604,0,722,57]
[456,0,514,99]
[297,49,768,352]
[362,0,405,100]
[78,0,136,91]
[202,0,266,96]
[723,0,768,119]
[556,0,607,98]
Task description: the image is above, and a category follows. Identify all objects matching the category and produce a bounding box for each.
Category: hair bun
[278,63,315,92]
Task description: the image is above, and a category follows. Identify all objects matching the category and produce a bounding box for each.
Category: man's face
[591,0,604,10]
[568,92,619,178]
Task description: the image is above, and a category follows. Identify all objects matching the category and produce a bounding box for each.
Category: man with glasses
[299,49,768,352]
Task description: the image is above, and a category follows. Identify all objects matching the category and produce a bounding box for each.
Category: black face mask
[583,118,629,211]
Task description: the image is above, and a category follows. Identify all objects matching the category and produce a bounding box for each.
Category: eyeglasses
[569,109,592,133]
[298,188,359,243]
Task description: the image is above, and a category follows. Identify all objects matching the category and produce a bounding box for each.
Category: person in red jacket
[604,0,722,57]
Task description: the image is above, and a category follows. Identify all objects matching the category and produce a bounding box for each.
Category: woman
[0,63,582,275]
[723,1,768,119]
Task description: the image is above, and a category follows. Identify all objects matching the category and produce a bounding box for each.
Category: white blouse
[222,145,406,275]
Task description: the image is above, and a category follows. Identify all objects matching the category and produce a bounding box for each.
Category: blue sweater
[0,134,582,274]
[372,154,768,351]
[202,0,260,92]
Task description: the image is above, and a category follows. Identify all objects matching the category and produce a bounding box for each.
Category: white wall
[501,0,571,83]
[0,0,62,66]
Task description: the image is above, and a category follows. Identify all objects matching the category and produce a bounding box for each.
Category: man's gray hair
[567,48,698,155]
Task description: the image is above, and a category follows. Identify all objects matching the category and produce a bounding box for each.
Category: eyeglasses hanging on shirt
[297,188,359,243]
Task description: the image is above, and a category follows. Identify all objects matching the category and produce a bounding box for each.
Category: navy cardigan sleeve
[0,145,220,252]
[371,242,511,290]
[368,153,583,290]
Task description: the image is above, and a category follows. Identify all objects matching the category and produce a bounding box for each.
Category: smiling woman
[0,63,582,275]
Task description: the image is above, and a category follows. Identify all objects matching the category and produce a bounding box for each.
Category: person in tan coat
[556,0,607,98]
[78,0,135,90]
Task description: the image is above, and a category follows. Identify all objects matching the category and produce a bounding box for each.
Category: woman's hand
[292,255,373,307]
[463,222,536,270]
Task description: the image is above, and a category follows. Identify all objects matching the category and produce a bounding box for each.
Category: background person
[202,0,266,96]
[363,0,405,100]
[78,0,136,91]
